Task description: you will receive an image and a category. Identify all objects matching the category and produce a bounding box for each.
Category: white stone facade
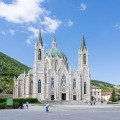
[91,86,101,101]
[13,30,91,102]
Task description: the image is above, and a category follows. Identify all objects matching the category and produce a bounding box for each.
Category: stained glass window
[84,82,87,94]
[38,80,41,93]
[38,49,41,60]
[73,79,76,90]
[51,77,54,88]
[61,74,66,85]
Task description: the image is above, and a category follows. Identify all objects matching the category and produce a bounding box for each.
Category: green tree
[110,89,117,102]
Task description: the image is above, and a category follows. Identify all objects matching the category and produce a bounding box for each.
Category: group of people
[20,102,29,109]
[90,100,96,106]
[19,101,50,112]
[90,99,104,106]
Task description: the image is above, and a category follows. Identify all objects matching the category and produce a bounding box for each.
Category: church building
[13,30,91,102]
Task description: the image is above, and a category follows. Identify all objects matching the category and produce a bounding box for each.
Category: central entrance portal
[51,95,54,100]
[62,93,66,100]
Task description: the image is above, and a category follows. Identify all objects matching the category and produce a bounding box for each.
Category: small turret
[52,35,57,48]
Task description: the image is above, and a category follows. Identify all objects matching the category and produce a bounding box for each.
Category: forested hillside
[91,80,115,92]
[0,52,30,94]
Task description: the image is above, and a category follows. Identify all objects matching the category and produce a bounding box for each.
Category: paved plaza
[0,104,120,120]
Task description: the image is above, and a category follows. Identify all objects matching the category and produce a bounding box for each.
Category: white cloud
[67,20,73,27]
[42,16,62,33]
[80,3,86,11]
[27,26,39,45]
[0,0,45,23]
[28,26,39,37]
[9,29,15,35]
[0,0,62,45]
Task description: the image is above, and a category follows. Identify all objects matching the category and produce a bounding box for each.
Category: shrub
[14,102,20,109]
[0,98,6,103]
[13,98,26,104]
[0,102,6,109]
[25,98,39,103]
[13,98,39,104]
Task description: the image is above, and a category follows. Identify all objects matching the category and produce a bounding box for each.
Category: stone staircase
[44,100,90,105]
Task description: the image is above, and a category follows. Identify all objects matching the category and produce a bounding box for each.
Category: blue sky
[0,0,120,85]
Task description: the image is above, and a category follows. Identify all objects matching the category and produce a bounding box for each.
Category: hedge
[0,98,39,109]
[14,102,20,109]
[0,98,6,103]
[0,102,6,109]
[0,98,38,104]
[13,98,39,104]
[0,102,20,109]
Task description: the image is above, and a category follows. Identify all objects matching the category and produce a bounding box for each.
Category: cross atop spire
[80,33,87,50]
[37,29,43,46]
[52,35,57,48]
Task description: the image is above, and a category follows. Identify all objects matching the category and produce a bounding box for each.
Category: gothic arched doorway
[62,93,66,100]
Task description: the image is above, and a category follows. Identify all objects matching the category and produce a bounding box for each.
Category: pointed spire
[81,33,87,50]
[52,35,57,48]
[37,29,43,46]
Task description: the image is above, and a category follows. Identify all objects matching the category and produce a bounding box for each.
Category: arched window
[38,80,41,93]
[51,60,54,69]
[55,60,58,71]
[29,81,33,94]
[84,82,87,94]
[73,79,76,90]
[38,49,41,60]
[45,61,49,72]
[51,77,54,88]
[61,74,66,85]
[18,83,22,97]
[83,54,86,64]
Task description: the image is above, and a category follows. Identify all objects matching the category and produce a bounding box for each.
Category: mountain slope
[0,52,30,94]
[91,80,114,92]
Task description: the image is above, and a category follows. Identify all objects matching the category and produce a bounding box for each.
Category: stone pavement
[0,104,120,120]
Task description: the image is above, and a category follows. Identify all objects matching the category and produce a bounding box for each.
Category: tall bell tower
[78,34,91,101]
[33,29,45,100]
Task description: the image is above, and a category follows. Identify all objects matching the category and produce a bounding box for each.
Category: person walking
[101,99,103,104]
[26,101,29,109]
[93,100,95,105]
[45,103,50,112]
[90,101,92,106]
